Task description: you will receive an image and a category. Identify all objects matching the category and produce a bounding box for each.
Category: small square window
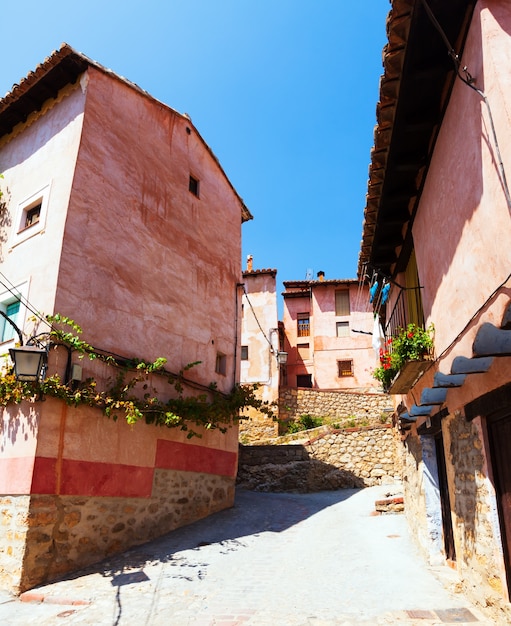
[336,321,350,337]
[189,175,200,197]
[241,345,249,360]
[12,183,51,246]
[337,360,353,377]
[215,352,227,375]
[23,203,41,230]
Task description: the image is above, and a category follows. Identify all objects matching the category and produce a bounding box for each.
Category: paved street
[0,486,492,625]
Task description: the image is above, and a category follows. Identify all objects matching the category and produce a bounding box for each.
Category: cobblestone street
[0,486,493,625]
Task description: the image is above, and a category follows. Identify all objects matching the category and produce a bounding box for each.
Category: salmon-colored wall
[53,68,243,395]
[0,83,85,349]
[240,270,279,402]
[283,283,377,389]
[0,65,246,496]
[0,398,238,497]
[412,2,511,369]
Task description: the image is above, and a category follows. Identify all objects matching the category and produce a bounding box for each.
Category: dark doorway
[487,410,511,593]
[435,433,456,562]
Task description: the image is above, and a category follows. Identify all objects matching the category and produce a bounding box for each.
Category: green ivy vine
[0,314,274,438]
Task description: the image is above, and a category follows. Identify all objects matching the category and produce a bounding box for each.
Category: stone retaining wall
[0,472,233,593]
[279,388,391,424]
[237,424,399,492]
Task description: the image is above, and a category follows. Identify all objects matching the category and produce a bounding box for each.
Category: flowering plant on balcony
[372,323,434,389]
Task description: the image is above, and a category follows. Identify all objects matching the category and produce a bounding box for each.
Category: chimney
[317,271,325,281]
[246,254,253,272]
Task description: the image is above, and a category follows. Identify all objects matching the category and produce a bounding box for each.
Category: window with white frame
[0,281,29,345]
[12,183,51,246]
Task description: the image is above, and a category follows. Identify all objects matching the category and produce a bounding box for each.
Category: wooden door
[487,411,511,592]
[435,433,456,561]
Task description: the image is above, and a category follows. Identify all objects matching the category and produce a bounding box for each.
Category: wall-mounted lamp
[276,351,288,366]
[9,345,47,382]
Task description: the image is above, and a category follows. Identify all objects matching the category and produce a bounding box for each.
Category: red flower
[407,332,414,338]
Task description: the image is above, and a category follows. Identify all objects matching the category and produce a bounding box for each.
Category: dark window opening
[296,374,312,388]
[189,175,200,197]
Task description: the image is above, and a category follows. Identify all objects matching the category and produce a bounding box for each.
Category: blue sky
[0,0,389,292]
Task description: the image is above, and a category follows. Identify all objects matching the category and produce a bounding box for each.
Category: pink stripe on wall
[155,439,237,477]
[0,457,37,494]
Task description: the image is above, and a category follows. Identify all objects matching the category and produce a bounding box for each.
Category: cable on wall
[420,0,511,213]
[241,284,274,351]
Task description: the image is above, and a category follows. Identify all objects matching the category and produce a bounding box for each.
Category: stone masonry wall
[446,413,509,612]
[237,425,399,492]
[1,471,234,593]
[279,388,391,424]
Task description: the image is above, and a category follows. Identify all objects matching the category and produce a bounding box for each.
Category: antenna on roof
[305,268,313,280]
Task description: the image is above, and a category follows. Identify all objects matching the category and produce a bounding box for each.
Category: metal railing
[384,286,425,340]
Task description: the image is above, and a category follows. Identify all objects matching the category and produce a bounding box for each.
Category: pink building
[239,259,280,442]
[0,44,251,591]
[361,0,511,616]
[282,274,377,390]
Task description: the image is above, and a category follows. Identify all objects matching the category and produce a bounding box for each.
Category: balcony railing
[384,286,425,339]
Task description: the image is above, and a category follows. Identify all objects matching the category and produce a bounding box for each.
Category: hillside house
[0,44,251,592]
[282,274,376,391]
[360,0,511,616]
[239,257,280,442]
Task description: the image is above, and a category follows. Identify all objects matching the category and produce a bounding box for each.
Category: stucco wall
[412,3,511,365]
[0,399,237,592]
[53,66,244,392]
[239,269,280,442]
[0,82,85,350]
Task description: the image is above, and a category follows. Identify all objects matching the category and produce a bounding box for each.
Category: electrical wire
[241,284,274,351]
[433,270,511,366]
[420,0,511,213]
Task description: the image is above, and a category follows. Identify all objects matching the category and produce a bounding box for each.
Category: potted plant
[373,323,434,393]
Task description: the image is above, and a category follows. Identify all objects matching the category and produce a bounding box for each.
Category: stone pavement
[0,485,496,625]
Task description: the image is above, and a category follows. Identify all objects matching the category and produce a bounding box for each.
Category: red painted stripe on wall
[60,459,154,497]
[155,440,237,477]
[31,457,57,494]
[0,457,37,494]
[31,457,154,498]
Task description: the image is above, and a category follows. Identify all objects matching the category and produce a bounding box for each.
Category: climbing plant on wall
[0,314,273,438]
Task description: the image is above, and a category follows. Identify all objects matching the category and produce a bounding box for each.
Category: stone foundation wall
[238,425,399,492]
[401,413,511,620]
[279,388,391,424]
[446,414,509,612]
[1,471,234,593]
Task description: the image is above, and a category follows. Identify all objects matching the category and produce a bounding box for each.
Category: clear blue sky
[0,1,389,290]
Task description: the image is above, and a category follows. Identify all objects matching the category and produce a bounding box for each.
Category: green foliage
[286,414,324,433]
[0,315,274,438]
[372,323,434,390]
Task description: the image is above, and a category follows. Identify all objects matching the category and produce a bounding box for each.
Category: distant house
[239,257,280,442]
[0,44,251,592]
[282,273,377,390]
[360,0,511,615]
